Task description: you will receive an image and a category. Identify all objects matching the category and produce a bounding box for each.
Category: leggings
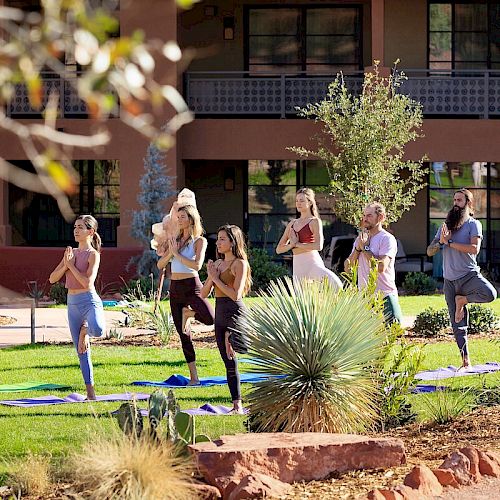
[67,290,105,385]
[215,297,244,401]
[169,277,215,363]
[444,271,497,358]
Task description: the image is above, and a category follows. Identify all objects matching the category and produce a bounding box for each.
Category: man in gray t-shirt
[427,188,497,368]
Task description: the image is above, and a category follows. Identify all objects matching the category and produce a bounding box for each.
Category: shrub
[120,277,156,302]
[241,277,385,433]
[8,453,52,497]
[248,248,289,293]
[147,304,176,345]
[402,272,438,295]
[421,388,475,425]
[412,307,449,337]
[49,282,68,305]
[468,304,499,334]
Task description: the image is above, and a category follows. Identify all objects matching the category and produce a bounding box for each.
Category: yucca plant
[147,304,176,345]
[421,387,475,425]
[241,276,386,433]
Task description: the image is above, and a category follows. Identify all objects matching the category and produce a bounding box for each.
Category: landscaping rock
[439,451,472,485]
[403,464,443,496]
[432,468,460,488]
[459,446,481,482]
[192,483,222,499]
[393,484,426,499]
[367,490,387,500]
[226,473,292,499]
[189,432,406,491]
[376,490,404,500]
[477,449,500,477]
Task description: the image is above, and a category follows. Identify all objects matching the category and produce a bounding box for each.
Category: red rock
[403,464,443,496]
[367,490,387,500]
[222,479,238,500]
[439,451,472,485]
[377,489,404,500]
[485,450,500,465]
[227,473,292,499]
[192,483,222,499]
[459,446,481,482]
[432,469,460,488]
[393,485,426,499]
[477,449,500,477]
[189,432,406,491]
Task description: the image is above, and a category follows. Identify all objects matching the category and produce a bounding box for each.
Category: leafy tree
[131,139,175,277]
[291,62,427,227]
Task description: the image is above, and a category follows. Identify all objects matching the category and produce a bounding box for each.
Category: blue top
[171,238,199,275]
[435,218,482,281]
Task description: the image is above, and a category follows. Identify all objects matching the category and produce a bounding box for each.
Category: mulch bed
[405,328,500,344]
[0,315,16,326]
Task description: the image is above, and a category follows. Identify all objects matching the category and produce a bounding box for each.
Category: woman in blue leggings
[49,215,105,400]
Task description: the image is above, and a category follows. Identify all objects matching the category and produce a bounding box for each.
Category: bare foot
[86,384,96,400]
[187,379,201,386]
[462,356,471,369]
[182,306,196,334]
[78,325,90,354]
[455,295,468,323]
[229,402,245,415]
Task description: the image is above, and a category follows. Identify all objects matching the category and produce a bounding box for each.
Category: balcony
[185,70,500,119]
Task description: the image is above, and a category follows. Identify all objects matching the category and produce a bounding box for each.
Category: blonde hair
[296,188,319,218]
[217,225,252,297]
[76,215,101,253]
[177,205,204,244]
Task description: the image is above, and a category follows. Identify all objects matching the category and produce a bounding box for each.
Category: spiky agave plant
[241,276,386,433]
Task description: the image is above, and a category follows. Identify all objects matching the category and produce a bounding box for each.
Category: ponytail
[91,232,102,253]
[77,215,102,253]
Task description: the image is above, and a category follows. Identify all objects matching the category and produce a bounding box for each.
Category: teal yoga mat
[0,382,71,393]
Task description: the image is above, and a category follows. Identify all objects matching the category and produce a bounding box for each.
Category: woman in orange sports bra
[276,188,342,290]
[201,224,252,414]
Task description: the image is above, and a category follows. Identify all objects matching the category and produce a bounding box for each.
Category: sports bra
[214,265,235,298]
[65,249,92,289]
[293,220,314,244]
[171,238,199,275]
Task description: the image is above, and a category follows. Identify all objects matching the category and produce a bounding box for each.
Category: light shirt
[356,229,398,297]
[435,218,482,281]
[171,238,199,275]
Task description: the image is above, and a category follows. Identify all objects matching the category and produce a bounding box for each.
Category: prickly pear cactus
[166,389,180,442]
[116,401,143,437]
[175,411,194,444]
[148,389,168,438]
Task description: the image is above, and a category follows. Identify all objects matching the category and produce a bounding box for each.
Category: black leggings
[169,277,214,363]
[215,297,245,401]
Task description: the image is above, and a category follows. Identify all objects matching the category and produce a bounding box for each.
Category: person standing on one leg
[427,188,496,368]
[344,202,402,324]
[157,205,214,385]
[201,225,251,414]
[49,215,105,400]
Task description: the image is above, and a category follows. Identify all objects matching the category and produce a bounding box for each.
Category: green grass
[399,295,500,317]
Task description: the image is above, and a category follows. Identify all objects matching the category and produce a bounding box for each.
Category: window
[246,6,362,74]
[429,1,500,69]
[9,160,120,246]
[428,161,500,276]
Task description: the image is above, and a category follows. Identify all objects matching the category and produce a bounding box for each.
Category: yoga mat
[132,373,277,388]
[123,403,249,418]
[412,384,447,394]
[0,382,71,393]
[415,362,500,381]
[0,392,150,408]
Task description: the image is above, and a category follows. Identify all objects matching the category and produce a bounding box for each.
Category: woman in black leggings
[201,225,252,413]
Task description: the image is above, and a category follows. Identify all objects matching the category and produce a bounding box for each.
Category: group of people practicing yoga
[49,186,496,406]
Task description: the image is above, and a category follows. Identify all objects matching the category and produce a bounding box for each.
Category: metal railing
[185,69,500,118]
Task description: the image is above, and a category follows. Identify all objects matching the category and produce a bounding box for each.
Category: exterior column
[371,0,385,66]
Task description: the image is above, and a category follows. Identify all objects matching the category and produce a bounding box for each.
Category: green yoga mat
[0,382,71,393]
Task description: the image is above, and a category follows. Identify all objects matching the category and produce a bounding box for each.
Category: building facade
[2,0,500,291]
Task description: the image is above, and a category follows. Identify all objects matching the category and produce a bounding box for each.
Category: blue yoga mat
[415,362,500,381]
[132,373,276,388]
[412,384,446,394]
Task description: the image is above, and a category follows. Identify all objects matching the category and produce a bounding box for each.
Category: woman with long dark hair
[157,205,214,385]
[276,188,342,289]
[49,215,105,400]
[201,225,251,414]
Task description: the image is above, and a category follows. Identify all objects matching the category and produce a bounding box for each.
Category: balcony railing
[185,69,500,118]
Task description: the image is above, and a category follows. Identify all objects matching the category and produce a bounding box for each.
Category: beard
[445,205,469,231]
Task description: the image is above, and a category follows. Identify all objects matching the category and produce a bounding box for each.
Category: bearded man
[427,188,497,368]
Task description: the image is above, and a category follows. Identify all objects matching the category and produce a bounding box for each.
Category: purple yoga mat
[0,392,150,408]
[415,362,500,381]
[131,403,249,417]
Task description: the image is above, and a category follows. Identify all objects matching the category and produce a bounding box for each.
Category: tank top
[65,249,92,289]
[294,220,314,243]
[171,238,199,275]
[214,265,236,298]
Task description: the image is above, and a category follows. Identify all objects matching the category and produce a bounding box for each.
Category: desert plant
[25,280,47,305]
[413,307,450,337]
[241,277,385,433]
[68,433,195,500]
[402,272,438,295]
[7,453,52,497]
[49,282,68,305]
[421,387,475,425]
[121,276,156,302]
[248,248,289,293]
[468,304,499,335]
[146,304,175,345]
[107,327,125,341]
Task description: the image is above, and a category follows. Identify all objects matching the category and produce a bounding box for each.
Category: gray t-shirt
[435,218,482,281]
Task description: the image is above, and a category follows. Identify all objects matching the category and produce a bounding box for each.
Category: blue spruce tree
[130,140,176,277]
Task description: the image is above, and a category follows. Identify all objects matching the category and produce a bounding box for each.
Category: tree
[131,139,175,278]
[291,62,427,227]
[0,0,194,220]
